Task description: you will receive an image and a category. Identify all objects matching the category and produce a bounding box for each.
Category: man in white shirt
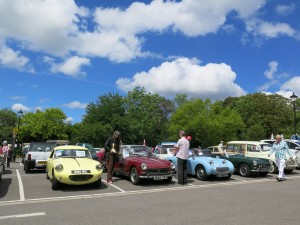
[174,130,190,185]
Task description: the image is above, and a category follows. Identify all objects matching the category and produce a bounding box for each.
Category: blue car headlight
[55,164,64,172]
[222,159,227,165]
[209,160,214,166]
[170,162,176,170]
[141,163,147,170]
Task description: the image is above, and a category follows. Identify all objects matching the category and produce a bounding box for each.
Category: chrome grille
[147,168,169,175]
[216,167,229,173]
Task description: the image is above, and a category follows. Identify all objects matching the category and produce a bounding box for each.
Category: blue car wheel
[195,165,207,181]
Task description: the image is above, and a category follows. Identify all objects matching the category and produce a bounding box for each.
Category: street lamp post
[13,109,24,162]
[290,92,298,135]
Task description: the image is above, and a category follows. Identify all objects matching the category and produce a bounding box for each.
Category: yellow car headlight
[55,164,64,172]
[96,163,102,171]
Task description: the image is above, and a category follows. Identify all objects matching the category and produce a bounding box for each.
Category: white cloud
[275,4,295,16]
[116,57,246,99]
[264,61,278,80]
[0,44,30,70]
[0,0,88,56]
[281,77,300,97]
[258,61,292,92]
[10,96,27,101]
[39,98,50,103]
[0,0,270,67]
[257,22,296,38]
[62,101,87,109]
[11,103,31,112]
[65,117,73,124]
[50,56,90,77]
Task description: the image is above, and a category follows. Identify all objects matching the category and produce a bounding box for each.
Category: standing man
[2,141,8,166]
[104,131,121,184]
[174,130,190,185]
[218,141,223,147]
[268,134,293,182]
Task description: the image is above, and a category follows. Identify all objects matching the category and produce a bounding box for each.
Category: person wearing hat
[218,141,223,147]
[174,130,190,185]
[268,134,293,182]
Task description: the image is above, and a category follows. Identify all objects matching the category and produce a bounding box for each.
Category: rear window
[30,143,55,152]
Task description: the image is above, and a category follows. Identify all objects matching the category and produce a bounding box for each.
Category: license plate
[72,170,88,174]
[153,175,168,180]
[216,173,228,177]
[38,161,46,165]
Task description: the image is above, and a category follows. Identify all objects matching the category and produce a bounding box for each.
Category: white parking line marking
[16,169,25,201]
[0,212,46,220]
[3,175,300,207]
[102,180,126,192]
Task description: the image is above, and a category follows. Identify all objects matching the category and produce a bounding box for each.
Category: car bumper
[53,171,103,185]
[285,162,297,170]
[26,159,47,169]
[139,171,174,179]
[251,167,270,173]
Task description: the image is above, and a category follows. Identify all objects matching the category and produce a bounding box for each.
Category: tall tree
[124,87,173,146]
[227,93,293,139]
[0,108,18,143]
[20,108,68,142]
[169,99,245,147]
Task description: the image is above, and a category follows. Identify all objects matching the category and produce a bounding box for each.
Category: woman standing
[104,131,122,184]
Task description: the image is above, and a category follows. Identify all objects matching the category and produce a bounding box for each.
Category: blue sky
[1,0,300,123]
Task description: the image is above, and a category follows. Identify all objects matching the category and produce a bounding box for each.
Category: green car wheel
[238,163,250,177]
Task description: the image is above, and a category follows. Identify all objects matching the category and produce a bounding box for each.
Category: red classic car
[114,145,176,185]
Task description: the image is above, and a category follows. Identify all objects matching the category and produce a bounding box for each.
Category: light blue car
[165,150,235,181]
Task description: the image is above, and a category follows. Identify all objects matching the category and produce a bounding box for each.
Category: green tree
[169,99,245,147]
[227,93,293,139]
[123,87,173,146]
[20,108,68,142]
[0,108,18,143]
[82,92,126,145]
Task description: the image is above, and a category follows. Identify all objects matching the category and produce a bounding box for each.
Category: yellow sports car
[46,145,103,190]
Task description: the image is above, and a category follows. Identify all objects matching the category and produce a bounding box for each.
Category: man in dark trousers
[104,131,121,184]
[174,130,190,185]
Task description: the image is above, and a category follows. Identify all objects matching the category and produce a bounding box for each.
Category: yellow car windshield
[54,149,91,158]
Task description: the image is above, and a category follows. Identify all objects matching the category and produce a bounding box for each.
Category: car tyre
[195,165,208,181]
[238,163,250,177]
[94,178,102,188]
[24,162,30,173]
[164,177,172,183]
[130,167,140,185]
[46,168,50,180]
[269,162,278,174]
[51,173,60,190]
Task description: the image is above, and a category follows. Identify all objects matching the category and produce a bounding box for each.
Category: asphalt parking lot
[1,161,300,225]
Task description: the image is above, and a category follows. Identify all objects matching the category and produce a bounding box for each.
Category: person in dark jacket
[104,131,121,184]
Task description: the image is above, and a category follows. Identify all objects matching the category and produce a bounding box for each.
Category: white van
[226,141,298,173]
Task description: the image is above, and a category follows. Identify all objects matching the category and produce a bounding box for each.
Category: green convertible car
[207,146,271,177]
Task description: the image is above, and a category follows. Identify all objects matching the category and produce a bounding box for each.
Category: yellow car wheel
[52,174,61,190]
[94,178,102,188]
